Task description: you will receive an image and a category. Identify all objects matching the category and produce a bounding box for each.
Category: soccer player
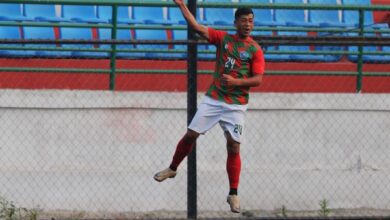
[154,0,265,213]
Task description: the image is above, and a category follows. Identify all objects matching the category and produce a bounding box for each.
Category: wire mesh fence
[1,89,390,219]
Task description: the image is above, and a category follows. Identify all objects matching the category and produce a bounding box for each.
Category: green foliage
[0,196,39,220]
[319,199,331,217]
[241,210,255,218]
[281,205,288,217]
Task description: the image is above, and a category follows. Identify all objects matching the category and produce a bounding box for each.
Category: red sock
[226,152,241,190]
[169,137,194,170]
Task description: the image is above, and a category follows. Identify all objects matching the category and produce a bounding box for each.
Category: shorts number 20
[234,124,243,135]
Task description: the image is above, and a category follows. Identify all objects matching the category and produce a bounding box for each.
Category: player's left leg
[225,132,241,213]
[219,104,246,213]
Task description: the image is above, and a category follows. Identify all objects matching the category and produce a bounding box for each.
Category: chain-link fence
[1,0,390,219]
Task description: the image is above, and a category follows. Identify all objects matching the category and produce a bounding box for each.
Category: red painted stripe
[0,58,389,93]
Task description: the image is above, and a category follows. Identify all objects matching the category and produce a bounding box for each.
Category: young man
[154,0,265,213]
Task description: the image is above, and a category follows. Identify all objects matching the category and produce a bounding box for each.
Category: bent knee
[227,142,240,153]
[183,129,200,143]
[225,132,240,153]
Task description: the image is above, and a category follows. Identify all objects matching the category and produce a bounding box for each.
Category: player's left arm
[221,47,264,87]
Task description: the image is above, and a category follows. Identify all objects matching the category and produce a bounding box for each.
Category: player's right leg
[154,96,222,182]
[153,129,199,182]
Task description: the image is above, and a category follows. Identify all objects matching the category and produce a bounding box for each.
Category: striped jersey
[206,27,265,105]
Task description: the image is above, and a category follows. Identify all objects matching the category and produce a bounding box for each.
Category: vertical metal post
[356,9,364,93]
[109,5,118,90]
[187,0,198,218]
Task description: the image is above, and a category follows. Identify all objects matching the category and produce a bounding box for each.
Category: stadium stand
[342,0,389,29]
[0,3,33,21]
[240,0,284,26]
[170,30,187,59]
[133,29,169,58]
[98,28,143,58]
[167,7,187,25]
[308,0,347,27]
[381,33,390,60]
[278,31,327,62]
[97,6,141,24]
[23,27,71,57]
[168,7,204,25]
[60,27,107,58]
[204,45,217,60]
[62,5,107,23]
[347,32,390,63]
[274,0,318,27]
[132,6,174,25]
[314,31,344,62]
[252,30,288,62]
[202,0,235,26]
[23,4,70,22]
[0,26,26,57]
[171,29,216,60]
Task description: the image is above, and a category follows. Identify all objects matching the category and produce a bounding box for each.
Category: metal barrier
[0,1,390,219]
[0,0,389,91]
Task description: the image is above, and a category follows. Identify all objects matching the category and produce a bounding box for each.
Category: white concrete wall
[0,90,390,213]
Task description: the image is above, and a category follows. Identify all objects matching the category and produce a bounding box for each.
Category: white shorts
[188,96,248,143]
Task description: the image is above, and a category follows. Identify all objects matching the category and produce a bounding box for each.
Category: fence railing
[0,0,389,91]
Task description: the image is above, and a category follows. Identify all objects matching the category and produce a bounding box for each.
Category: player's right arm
[173,0,209,40]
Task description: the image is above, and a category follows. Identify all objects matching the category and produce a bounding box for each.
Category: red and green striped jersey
[206,27,265,105]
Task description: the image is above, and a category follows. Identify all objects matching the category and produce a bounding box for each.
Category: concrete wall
[0,89,390,212]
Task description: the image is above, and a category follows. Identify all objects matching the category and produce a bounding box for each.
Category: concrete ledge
[1,89,390,111]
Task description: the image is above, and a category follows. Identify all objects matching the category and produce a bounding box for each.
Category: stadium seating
[62,5,107,23]
[132,6,174,25]
[168,7,205,25]
[167,7,187,25]
[240,0,284,26]
[314,31,344,62]
[0,26,26,57]
[98,28,143,58]
[60,27,107,58]
[0,3,33,21]
[274,0,318,27]
[203,45,217,60]
[23,4,70,22]
[277,31,327,62]
[342,0,389,29]
[169,30,187,59]
[254,31,292,61]
[23,27,71,57]
[251,31,282,61]
[347,32,390,63]
[307,0,346,62]
[133,29,169,58]
[97,6,141,24]
[172,29,216,60]
[381,33,390,62]
[307,0,347,27]
[202,0,235,26]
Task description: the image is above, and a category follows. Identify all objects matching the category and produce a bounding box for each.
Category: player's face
[235,14,254,38]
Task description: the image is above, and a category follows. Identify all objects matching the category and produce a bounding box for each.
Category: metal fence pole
[109,5,118,90]
[356,9,365,93]
[187,0,198,218]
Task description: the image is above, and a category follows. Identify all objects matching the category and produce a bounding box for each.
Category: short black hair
[234,7,254,20]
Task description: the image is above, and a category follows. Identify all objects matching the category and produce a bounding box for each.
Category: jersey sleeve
[251,48,265,75]
[207,27,227,45]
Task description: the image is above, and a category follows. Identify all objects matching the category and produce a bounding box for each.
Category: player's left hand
[221,74,238,87]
